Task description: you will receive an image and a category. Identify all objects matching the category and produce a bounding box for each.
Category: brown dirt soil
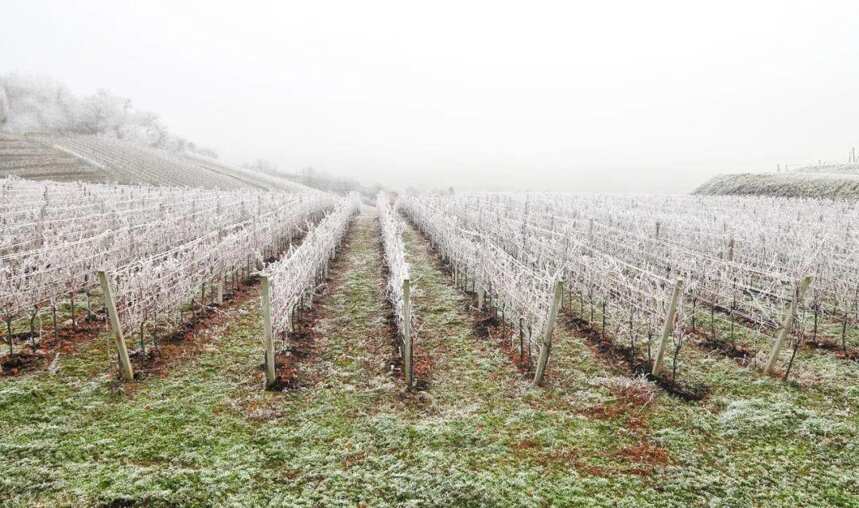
[689,327,758,364]
[1,351,46,376]
[473,310,534,376]
[266,306,323,392]
[1,312,106,377]
[805,337,859,362]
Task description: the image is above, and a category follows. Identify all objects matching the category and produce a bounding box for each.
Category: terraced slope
[34,134,260,189]
[0,134,106,182]
[179,153,314,192]
[0,133,311,192]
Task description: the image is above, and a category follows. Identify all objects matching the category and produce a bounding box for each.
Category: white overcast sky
[3,0,858,192]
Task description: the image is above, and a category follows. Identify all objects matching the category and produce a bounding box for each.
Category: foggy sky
[3,0,858,193]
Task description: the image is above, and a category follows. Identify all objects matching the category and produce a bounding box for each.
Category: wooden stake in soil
[764,275,813,375]
[215,277,224,306]
[652,277,684,376]
[97,271,134,382]
[402,278,413,388]
[260,275,277,388]
[69,292,76,329]
[533,280,563,386]
[5,319,13,356]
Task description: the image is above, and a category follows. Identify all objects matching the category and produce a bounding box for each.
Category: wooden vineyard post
[533,280,563,386]
[260,275,277,388]
[652,277,684,376]
[215,276,224,305]
[402,278,413,388]
[764,275,813,375]
[97,271,134,382]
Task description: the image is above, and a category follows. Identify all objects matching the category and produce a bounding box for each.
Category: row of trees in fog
[0,73,216,158]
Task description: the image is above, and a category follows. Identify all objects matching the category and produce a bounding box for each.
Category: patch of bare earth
[1,313,106,376]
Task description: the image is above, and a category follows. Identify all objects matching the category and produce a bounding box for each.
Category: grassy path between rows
[0,209,856,506]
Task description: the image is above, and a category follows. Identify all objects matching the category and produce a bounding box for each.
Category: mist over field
[3,0,858,192]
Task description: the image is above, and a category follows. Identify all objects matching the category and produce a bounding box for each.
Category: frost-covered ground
[0,212,856,506]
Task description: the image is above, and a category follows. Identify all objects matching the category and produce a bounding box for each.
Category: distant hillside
[791,162,859,175]
[0,74,321,192]
[0,133,314,191]
[695,172,859,199]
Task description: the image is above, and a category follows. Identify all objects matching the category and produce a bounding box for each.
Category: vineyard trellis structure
[399,195,565,385]
[4,178,857,388]
[377,192,414,387]
[258,194,360,388]
[401,191,859,383]
[0,176,336,375]
[99,196,336,380]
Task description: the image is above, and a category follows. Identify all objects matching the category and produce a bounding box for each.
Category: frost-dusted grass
[0,211,857,506]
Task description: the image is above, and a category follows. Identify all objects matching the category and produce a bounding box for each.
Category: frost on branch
[265,194,360,339]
